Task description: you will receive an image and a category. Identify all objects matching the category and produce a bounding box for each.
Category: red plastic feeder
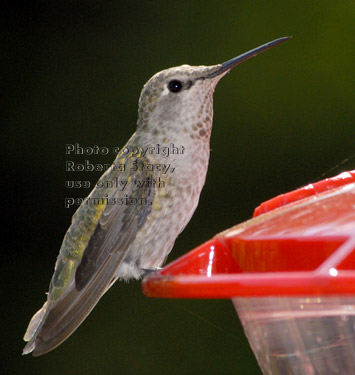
[142,171,355,375]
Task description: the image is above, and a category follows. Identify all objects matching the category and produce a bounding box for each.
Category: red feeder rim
[142,171,355,298]
[253,170,355,216]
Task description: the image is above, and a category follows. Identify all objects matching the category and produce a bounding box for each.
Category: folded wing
[23,154,156,356]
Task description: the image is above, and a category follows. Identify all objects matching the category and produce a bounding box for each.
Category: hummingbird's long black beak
[207,36,291,78]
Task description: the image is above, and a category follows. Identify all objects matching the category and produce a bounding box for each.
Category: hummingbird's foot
[142,267,162,277]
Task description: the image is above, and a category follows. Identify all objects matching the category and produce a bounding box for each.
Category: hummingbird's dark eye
[168,80,183,93]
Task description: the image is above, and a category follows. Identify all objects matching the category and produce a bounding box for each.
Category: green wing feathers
[23,152,157,356]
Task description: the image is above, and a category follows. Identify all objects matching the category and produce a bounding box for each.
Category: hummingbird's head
[136,37,290,143]
[137,64,224,141]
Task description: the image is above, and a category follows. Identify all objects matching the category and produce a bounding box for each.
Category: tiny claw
[142,267,162,277]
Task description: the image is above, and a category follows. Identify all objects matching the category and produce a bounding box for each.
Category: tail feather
[22,251,126,356]
[23,302,48,354]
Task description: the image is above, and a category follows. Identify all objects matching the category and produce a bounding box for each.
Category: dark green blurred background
[2,1,354,374]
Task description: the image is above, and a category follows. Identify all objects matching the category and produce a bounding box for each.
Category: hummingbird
[23,36,290,356]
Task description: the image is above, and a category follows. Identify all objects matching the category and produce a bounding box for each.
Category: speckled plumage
[23,37,290,356]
